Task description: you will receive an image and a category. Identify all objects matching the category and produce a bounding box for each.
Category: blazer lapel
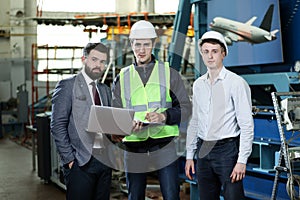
[76,72,93,106]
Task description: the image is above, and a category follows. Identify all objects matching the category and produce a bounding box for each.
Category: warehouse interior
[1,0,300,199]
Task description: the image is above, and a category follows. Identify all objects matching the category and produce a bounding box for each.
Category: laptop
[86,105,135,136]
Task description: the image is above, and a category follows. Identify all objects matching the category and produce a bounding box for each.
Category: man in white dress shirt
[185,31,254,200]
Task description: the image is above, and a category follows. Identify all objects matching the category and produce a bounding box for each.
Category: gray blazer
[50,72,111,167]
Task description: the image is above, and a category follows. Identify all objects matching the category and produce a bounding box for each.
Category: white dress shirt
[186,67,254,164]
[81,69,104,148]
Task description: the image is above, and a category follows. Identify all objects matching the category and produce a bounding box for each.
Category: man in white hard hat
[112,20,192,200]
[185,31,254,199]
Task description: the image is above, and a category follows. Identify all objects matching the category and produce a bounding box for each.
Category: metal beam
[193,2,207,78]
[168,0,192,71]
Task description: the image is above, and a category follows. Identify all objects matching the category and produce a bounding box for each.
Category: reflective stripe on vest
[119,61,179,142]
[121,62,172,111]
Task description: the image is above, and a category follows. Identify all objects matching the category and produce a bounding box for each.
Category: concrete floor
[0,136,65,200]
[0,135,191,200]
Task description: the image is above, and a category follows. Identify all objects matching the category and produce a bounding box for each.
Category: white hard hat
[129,20,157,39]
[198,31,228,56]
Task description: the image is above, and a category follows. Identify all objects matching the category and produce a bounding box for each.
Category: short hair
[200,38,226,54]
[83,43,109,58]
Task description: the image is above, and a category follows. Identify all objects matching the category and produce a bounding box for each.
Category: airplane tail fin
[259,4,274,32]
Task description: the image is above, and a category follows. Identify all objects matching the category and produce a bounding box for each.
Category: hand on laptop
[132,120,144,132]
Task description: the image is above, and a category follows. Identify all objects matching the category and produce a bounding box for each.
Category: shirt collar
[218,66,227,80]
[202,66,227,82]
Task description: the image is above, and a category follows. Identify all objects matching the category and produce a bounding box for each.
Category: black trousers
[196,137,245,200]
[63,156,112,200]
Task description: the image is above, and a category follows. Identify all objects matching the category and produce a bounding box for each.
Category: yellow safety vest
[119,61,179,142]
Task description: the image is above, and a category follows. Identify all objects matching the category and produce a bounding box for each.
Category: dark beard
[85,66,103,80]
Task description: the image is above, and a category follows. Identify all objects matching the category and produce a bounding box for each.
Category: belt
[198,136,239,145]
[216,136,239,145]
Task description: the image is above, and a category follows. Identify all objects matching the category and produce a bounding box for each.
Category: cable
[286,163,300,200]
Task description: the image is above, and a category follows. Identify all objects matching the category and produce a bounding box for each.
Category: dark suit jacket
[50,72,111,167]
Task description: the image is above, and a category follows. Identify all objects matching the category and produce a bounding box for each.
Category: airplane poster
[207,0,283,66]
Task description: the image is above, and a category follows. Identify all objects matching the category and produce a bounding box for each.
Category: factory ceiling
[31,11,176,28]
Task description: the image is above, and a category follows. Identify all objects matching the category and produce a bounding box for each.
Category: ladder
[271,91,300,200]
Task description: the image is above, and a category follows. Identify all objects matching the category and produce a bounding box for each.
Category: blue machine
[169,0,300,199]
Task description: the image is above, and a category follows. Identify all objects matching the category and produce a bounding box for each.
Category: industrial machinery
[281,96,300,131]
[0,83,28,138]
[271,92,300,200]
